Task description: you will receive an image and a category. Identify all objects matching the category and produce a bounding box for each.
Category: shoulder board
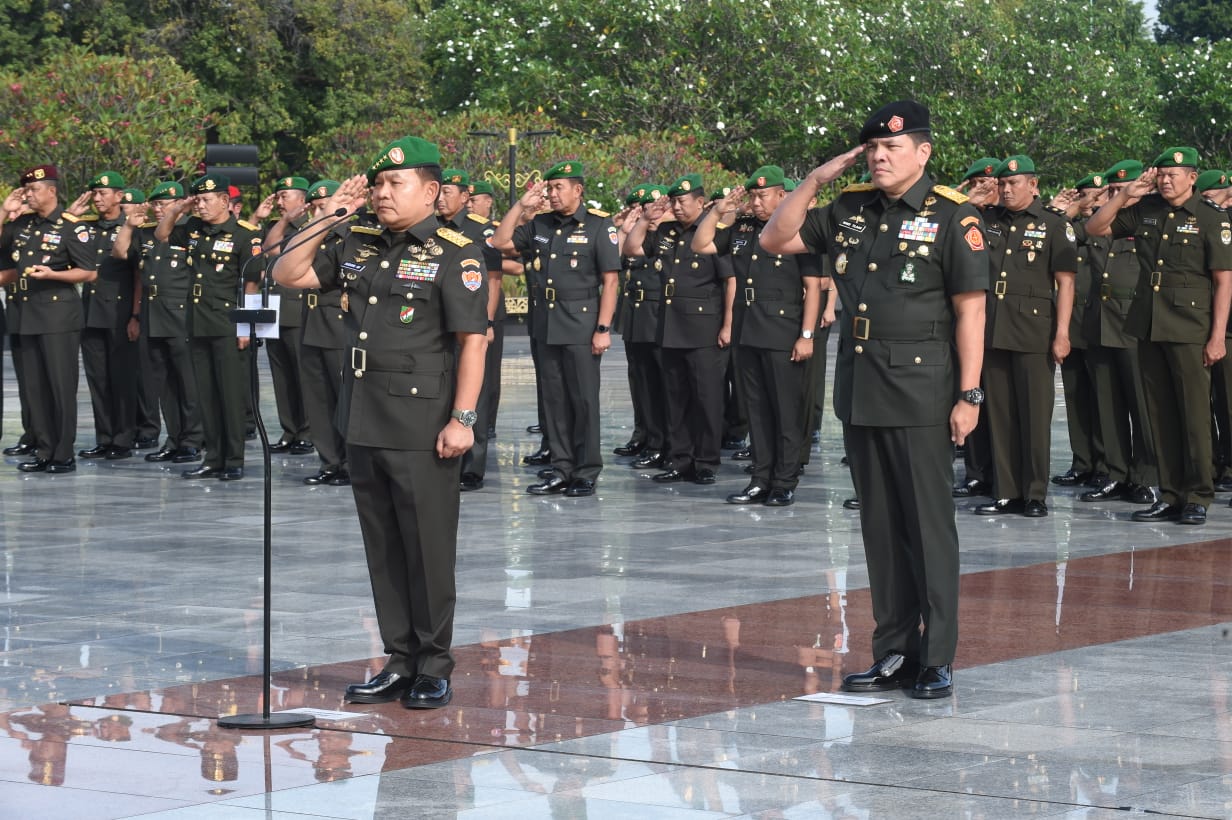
[466,213,490,225]
[237,219,260,231]
[140,221,158,229]
[437,226,472,247]
[63,212,96,223]
[350,225,383,236]
[840,183,876,194]
[932,184,968,204]
[587,207,610,218]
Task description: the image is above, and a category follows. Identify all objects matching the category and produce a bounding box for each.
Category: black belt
[534,285,598,302]
[663,284,717,298]
[851,317,947,341]
[743,287,787,303]
[992,281,1052,298]
[1099,284,1135,300]
[350,347,453,375]
[1148,271,1208,289]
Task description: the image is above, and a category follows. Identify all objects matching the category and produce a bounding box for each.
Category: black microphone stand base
[218,711,316,730]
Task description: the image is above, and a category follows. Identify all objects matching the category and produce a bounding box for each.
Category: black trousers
[626,340,667,452]
[19,330,80,462]
[662,344,728,472]
[984,348,1054,502]
[461,326,503,478]
[741,345,809,490]
[134,329,161,442]
[1088,343,1157,487]
[81,325,138,449]
[350,444,459,679]
[1139,339,1212,507]
[148,334,203,450]
[846,422,959,667]
[190,335,248,469]
[1059,347,1101,475]
[539,342,602,481]
[300,344,346,471]
[267,330,311,442]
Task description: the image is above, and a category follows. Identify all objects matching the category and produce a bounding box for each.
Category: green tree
[1156,39,1232,164]
[1155,0,1232,43]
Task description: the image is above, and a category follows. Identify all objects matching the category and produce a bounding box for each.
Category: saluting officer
[156,173,263,481]
[762,100,987,699]
[272,137,488,709]
[1086,147,1232,524]
[975,156,1078,518]
[0,165,98,473]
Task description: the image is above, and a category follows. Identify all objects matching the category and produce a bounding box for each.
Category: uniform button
[380,261,389,268]
[1157,259,1164,265]
[196,273,203,279]
[1010,226,1017,232]
[1077,256,1084,262]
[678,239,685,246]
[1108,252,1116,258]
[1032,308,1038,315]
[746,278,753,284]
[1000,271,1007,278]
[879,224,888,233]
[1162,234,1169,240]
[855,345,864,354]
[914,356,922,364]
[858,303,867,312]
[665,299,672,305]
[410,387,418,395]
[751,254,758,260]
[355,369,364,378]
[368,295,377,304]
[546,278,554,284]
[1102,273,1109,279]
[549,303,555,309]
[691,261,699,269]
[581,306,588,312]
[550,253,557,259]
[556,229,562,235]
[148,275,155,281]
[668,278,676,284]
[867,263,878,272]
[1168,212,1175,219]
[673,258,680,264]
[1005,249,1012,255]
[778,309,784,315]
[358,331,368,340]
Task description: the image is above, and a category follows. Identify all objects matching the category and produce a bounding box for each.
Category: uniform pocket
[387,371,444,399]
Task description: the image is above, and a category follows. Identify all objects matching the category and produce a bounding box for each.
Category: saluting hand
[518,181,547,212]
[67,191,92,216]
[806,145,866,189]
[322,175,368,217]
[1124,169,1156,204]
[252,194,276,221]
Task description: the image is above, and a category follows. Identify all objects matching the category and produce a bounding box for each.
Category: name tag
[342,261,366,273]
[898,217,939,243]
[534,235,549,244]
[1143,218,1158,226]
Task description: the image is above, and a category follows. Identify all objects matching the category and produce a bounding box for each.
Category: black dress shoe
[1080,480,1122,502]
[840,455,850,466]
[344,670,414,704]
[528,475,568,495]
[613,440,645,457]
[17,458,49,472]
[764,488,794,507]
[46,458,76,474]
[1086,471,1110,488]
[952,478,990,498]
[841,653,919,692]
[78,444,110,459]
[3,441,35,457]
[145,448,176,463]
[171,447,202,464]
[1022,499,1048,517]
[652,468,692,483]
[810,429,821,444]
[182,465,222,479]
[220,466,244,481]
[908,665,953,699]
[727,484,769,504]
[730,447,752,461]
[721,437,746,450]
[134,436,158,450]
[1128,484,1159,504]
[304,467,340,485]
[526,424,542,435]
[537,467,557,479]
[327,469,351,486]
[743,463,754,474]
[289,440,315,455]
[400,675,452,709]
[459,472,484,491]
[269,439,293,453]
[1131,500,1183,522]
[564,478,595,497]
[1216,476,1232,493]
[632,451,664,469]
[692,468,717,485]
[975,498,1025,516]
[1051,468,1091,486]
[522,448,551,466]
[105,446,133,460]
[1179,503,1207,525]
[843,497,861,510]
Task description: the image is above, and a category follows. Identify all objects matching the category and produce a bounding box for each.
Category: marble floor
[2,335,1232,818]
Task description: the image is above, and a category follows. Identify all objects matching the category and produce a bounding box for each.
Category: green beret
[995,155,1036,178]
[784,179,797,193]
[1153,146,1199,169]
[121,187,146,204]
[189,173,229,195]
[667,173,703,197]
[962,157,1002,182]
[745,165,787,190]
[709,186,734,202]
[1197,170,1229,192]
[640,184,668,205]
[469,180,495,196]
[859,100,930,144]
[273,176,309,192]
[441,168,470,188]
[89,171,126,190]
[544,160,583,182]
[306,179,340,202]
[625,185,649,206]
[367,136,442,185]
[148,181,185,200]
[1104,160,1143,183]
[1075,173,1107,191]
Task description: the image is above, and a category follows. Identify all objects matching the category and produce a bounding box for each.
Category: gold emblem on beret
[1008,159,1018,172]
[681,180,691,191]
[316,186,326,197]
[563,163,572,173]
[204,179,216,191]
[758,177,766,187]
[123,192,132,202]
[284,177,293,186]
[650,190,661,200]
[1117,169,1127,179]
[888,115,904,133]
[984,164,994,175]
[33,168,45,180]
[389,147,405,164]
[1092,175,1103,187]
[1174,151,1184,164]
[1223,175,1228,186]
[101,175,110,185]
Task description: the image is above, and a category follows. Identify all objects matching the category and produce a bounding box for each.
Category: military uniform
[623,247,668,462]
[1057,206,1102,482]
[1112,149,1232,515]
[265,177,313,451]
[979,156,1078,510]
[0,171,97,468]
[797,117,987,674]
[2,279,35,454]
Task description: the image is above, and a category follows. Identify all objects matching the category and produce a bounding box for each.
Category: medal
[340,291,350,312]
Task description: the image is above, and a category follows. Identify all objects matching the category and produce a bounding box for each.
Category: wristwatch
[800,329,815,340]
[960,387,985,406]
[596,324,611,333]
[450,409,479,428]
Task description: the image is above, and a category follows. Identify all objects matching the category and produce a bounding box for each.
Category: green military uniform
[1114,148,1232,518]
[121,187,162,446]
[168,174,263,474]
[0,165,97,469]
[1197,171,1232,484]
[266,175,313,451]
[622,185,669,465]
[978,156,1078,512]
[311,137,488,682]
[797,102,987,672]
[2,248,35,456]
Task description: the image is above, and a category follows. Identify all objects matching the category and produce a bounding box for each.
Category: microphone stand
[216,211,350,731]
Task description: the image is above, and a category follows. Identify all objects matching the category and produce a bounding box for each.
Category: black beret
[858,100,930,144]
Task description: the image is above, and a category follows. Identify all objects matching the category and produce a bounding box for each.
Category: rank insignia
[399,305,415,324]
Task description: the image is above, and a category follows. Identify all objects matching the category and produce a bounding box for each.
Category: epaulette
[350,225,383,236]
[140,221,158,229]
[437,226,472,247]
[840,183,876,194]
[238,219,260,231]
[587,207,610,218]
[466,213,491,225]
[63,212,96,223]
[932,184,968,204]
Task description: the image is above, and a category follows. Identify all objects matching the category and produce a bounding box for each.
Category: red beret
[21,165,58,185]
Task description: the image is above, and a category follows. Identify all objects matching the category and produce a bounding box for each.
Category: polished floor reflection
[3,337,1232,818]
